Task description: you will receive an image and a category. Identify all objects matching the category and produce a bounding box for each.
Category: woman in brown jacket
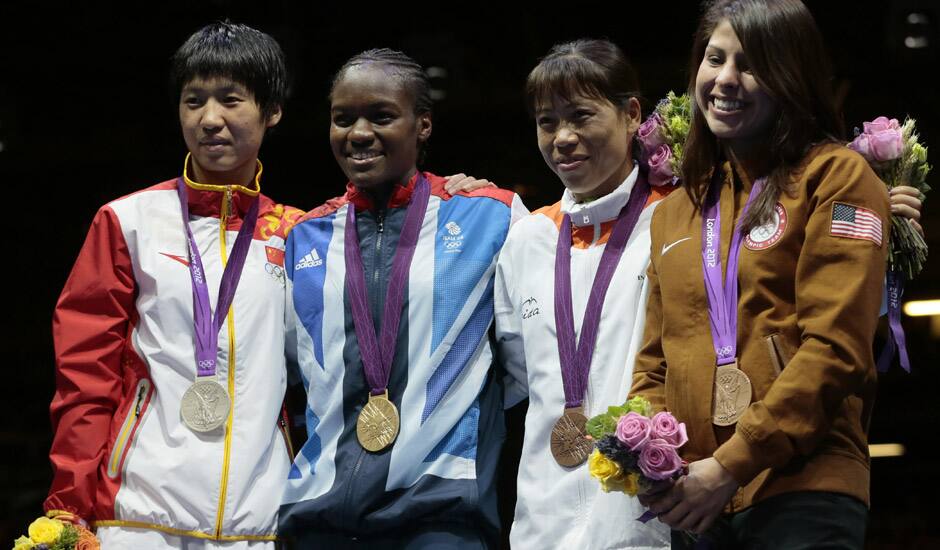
[632,1,890,547]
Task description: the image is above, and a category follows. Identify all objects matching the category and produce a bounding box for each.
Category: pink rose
[649,412,688,448]
[615,412,651,450]
[863,116,900,134]
[868,129,903,162]
[647,143,675,187]
[638,439,683,480]
[636,113,665,154]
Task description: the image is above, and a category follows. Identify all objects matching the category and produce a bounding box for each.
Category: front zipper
[106,379,152,479]
[373,209,385,286]
[214,186,238,538]
[340,447,368,531]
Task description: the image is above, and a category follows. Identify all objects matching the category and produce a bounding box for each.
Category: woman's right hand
[444,173,497,195]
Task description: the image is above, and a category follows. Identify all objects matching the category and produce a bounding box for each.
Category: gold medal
[180,378,230,433]
[550,406,593,467]
[356,391,400,452]
[712,361,752,426]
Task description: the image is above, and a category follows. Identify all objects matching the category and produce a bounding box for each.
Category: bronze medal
[356,392,400,452]
[550,407,593,467]
[712,361,752,426]
[180,378,231,433]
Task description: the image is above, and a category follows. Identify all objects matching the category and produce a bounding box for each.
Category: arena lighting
[903,300,940,317]
[869,443,906,458]
[904,11,931,49]
[427,66,447,101]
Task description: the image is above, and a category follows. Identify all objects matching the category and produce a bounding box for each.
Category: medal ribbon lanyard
[701,173,766,366]
[177,178,260,377]
[554,175,651,410]
[344,175,431,397]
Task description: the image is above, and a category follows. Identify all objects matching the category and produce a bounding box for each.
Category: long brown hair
[682,0,845,230]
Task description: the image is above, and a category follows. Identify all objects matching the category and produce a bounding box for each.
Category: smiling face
[695,19,777,156]
[329,65,432,196]
[535,92,640,201]
[179,76,281,186]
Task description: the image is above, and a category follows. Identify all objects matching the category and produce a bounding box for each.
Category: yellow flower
[588,450,621,483]
[13,535,35,550]
[621,472,640,496]
[27,517,64,545]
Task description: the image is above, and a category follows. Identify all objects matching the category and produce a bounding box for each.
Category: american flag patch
[830,202,883,246]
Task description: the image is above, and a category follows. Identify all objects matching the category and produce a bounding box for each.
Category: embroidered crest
[830,202,883,246]
[744,202,788,250]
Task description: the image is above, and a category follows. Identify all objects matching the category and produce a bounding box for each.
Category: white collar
[560,164,639,227]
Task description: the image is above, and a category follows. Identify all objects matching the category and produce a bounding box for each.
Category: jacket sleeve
[495,227,529,408]
[45,205,135,522]
[629,209,667,412]
[714,151,889,485]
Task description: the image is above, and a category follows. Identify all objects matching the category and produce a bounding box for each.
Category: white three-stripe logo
[295,248,323,270]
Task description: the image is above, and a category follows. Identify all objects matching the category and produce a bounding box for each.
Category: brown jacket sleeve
[714,150,889,485]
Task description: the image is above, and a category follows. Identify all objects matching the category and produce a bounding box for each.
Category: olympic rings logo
[265,262,286,285]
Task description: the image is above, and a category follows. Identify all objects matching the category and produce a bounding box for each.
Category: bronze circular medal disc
[712,365,753,426]
[550,409,593,467]
[180,378,231,433]
[357,394,400,452]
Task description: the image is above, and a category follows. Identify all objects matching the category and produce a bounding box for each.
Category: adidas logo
[295,248,323,270]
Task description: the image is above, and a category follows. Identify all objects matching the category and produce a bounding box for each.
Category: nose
[201,99,224,132]
[715,60,740,89]
[553,126,578,150]
[349,117,374,145]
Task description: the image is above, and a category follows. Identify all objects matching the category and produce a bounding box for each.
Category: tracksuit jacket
[495,166,672,549]
[45,167,303,543]
[279,172,526,546]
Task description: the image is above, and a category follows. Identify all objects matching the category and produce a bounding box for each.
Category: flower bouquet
[847,116,931,280]
[11,517,99,550]
[636,92,692,187]
[586,396,687,496]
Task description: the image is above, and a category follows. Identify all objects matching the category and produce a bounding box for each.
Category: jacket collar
[346,172,423,212]
[182,153,262,220]
[560,163,639,227]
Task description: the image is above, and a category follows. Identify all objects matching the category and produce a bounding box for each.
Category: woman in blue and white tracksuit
[278,49,525,548]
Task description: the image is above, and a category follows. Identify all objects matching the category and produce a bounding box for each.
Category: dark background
[1,1,937,547]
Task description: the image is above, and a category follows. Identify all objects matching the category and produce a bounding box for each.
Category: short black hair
[330,48,432,116]
[170,21,287,118]
[525,39,642,116]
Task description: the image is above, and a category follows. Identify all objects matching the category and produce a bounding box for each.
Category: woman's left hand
[890,186,925,238]
[643,457,739,534]
[445,173,496,195]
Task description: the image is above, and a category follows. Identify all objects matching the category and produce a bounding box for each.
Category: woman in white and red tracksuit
[45,22,302,548]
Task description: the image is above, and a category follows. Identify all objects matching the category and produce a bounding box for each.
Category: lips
[347,150,383,168]
[711,97,745,113]
[200,138,231,152]
[556,156,589,172]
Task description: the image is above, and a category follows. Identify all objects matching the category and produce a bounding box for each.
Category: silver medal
[180,378,230,432]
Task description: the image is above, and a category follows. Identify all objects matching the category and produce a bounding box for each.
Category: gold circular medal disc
[712,364,753,426]
[550,408,593,467]
[180,378,231,433]
[357,393,400,452]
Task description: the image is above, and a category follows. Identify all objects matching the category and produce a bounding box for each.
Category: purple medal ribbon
[176,178,260,377]
[344,175,431,396]
[701,173,766,366]
[554,174,651,409]
[877,271,911,372]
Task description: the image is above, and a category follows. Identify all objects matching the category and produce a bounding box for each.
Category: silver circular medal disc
[180,378,231,432]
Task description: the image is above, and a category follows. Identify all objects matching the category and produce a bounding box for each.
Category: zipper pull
[376,210,385,234]
[134,384,147,416]
[222,186,232,224]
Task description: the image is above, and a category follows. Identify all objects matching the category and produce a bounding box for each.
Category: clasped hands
[637,457,739,534]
